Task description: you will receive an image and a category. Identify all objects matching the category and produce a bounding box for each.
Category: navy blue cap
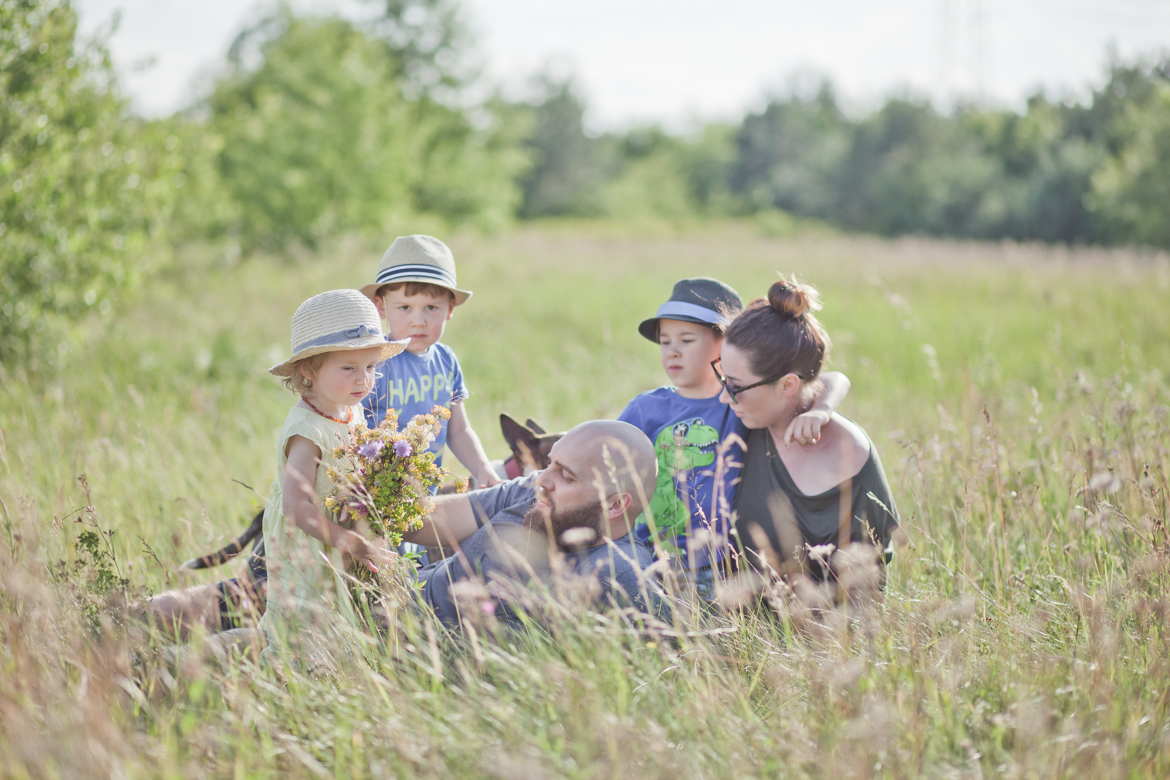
[638,277,744,342]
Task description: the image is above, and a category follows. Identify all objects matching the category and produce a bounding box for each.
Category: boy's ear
[445,296,456,320]
[373,293,387,320]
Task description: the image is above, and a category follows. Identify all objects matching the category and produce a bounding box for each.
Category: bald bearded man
[405,420,664,626]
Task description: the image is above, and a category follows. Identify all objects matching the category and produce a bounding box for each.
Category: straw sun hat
[359,234,472,305]
[269,289,409,377]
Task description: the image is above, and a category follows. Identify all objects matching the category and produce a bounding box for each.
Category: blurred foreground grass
[1,224,1168,778]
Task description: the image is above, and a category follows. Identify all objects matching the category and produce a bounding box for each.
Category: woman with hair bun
[714,276,899,581]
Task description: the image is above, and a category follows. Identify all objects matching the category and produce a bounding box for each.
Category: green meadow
[2,224,1169,778]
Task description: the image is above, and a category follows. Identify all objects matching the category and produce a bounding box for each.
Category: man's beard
[523,491,605,549]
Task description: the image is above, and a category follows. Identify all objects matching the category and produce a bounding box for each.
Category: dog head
[500,413,563,475]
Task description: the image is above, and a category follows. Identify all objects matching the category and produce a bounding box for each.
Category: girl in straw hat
[259,289,408,666]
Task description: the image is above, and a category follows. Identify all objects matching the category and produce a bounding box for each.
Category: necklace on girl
[303,398,353,425]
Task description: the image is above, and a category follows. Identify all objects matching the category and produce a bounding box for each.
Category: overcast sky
[76,0,1170,130]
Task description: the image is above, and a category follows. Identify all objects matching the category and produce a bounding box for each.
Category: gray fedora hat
[360,234,472,306]
[638,277,744,342]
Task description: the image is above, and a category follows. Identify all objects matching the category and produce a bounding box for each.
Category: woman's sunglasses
[710,359,781,404]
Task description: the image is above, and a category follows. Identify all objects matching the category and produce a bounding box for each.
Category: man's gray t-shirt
[416,476,658,625]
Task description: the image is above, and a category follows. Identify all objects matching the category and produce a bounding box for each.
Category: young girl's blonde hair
[280,353,329,395]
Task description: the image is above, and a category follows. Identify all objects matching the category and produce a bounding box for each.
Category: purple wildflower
[357,441,385,460]
[394,439,413,458]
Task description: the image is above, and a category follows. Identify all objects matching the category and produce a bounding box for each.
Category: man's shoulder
[582,533,654,574]
[618,533,656,567]
[577,534,660,612]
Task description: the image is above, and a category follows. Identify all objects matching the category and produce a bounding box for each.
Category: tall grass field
[1,224,1168,778]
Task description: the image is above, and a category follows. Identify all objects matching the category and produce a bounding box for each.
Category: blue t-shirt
[416,476,660,626]
[618,387,747,568]
[362,342,466,466]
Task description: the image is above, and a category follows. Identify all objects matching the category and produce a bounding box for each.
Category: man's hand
[784,409,830,446]
[475,468,504,488]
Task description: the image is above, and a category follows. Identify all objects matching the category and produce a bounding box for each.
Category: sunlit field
[2,223,1169,778]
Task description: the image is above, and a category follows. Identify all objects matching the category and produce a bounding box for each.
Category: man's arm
[446,401,503,487]
[403,491,481,548]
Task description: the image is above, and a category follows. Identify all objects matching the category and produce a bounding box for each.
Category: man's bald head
[556,420,657,515]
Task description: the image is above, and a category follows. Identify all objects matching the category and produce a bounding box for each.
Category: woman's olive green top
[732,417,898,579]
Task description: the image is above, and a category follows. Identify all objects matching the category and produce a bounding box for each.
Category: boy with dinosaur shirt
[618,277,850,593]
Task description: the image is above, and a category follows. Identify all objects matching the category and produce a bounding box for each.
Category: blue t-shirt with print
[618,387,747,568]
[362,341,466,466]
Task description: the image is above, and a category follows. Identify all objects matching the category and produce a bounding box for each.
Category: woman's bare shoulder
[824,414,871,472]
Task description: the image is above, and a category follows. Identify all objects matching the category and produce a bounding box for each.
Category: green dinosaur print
[644,417,719,543]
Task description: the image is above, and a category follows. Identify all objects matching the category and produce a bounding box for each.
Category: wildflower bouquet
[326,405,465,590]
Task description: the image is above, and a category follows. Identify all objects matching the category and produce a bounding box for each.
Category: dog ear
[500,413,537,450]
[524,418,547,435]
[501,413,544,471]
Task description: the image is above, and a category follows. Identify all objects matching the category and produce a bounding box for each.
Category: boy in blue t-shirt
[618,277,850,582]
[360,235,500,488]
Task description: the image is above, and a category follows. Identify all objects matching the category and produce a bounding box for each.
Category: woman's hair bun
[725,272,831,383]
[767,276,822,320]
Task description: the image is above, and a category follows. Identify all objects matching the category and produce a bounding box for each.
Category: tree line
[3,0,1169,366]
[522,66,1170,250]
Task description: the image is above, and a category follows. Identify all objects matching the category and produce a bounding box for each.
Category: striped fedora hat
[360,235,472,306]
[269,289,410,377]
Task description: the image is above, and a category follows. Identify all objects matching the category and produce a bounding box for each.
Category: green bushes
[0,0,177,367]
[0,0,529,367]
[209,15,423,251]
[207,13,525,251]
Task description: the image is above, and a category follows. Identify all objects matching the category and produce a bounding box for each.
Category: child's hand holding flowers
[327,405,467,590]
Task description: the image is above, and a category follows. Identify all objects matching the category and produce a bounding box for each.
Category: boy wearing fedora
[618,277,850,595]
[361,235,501,489]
